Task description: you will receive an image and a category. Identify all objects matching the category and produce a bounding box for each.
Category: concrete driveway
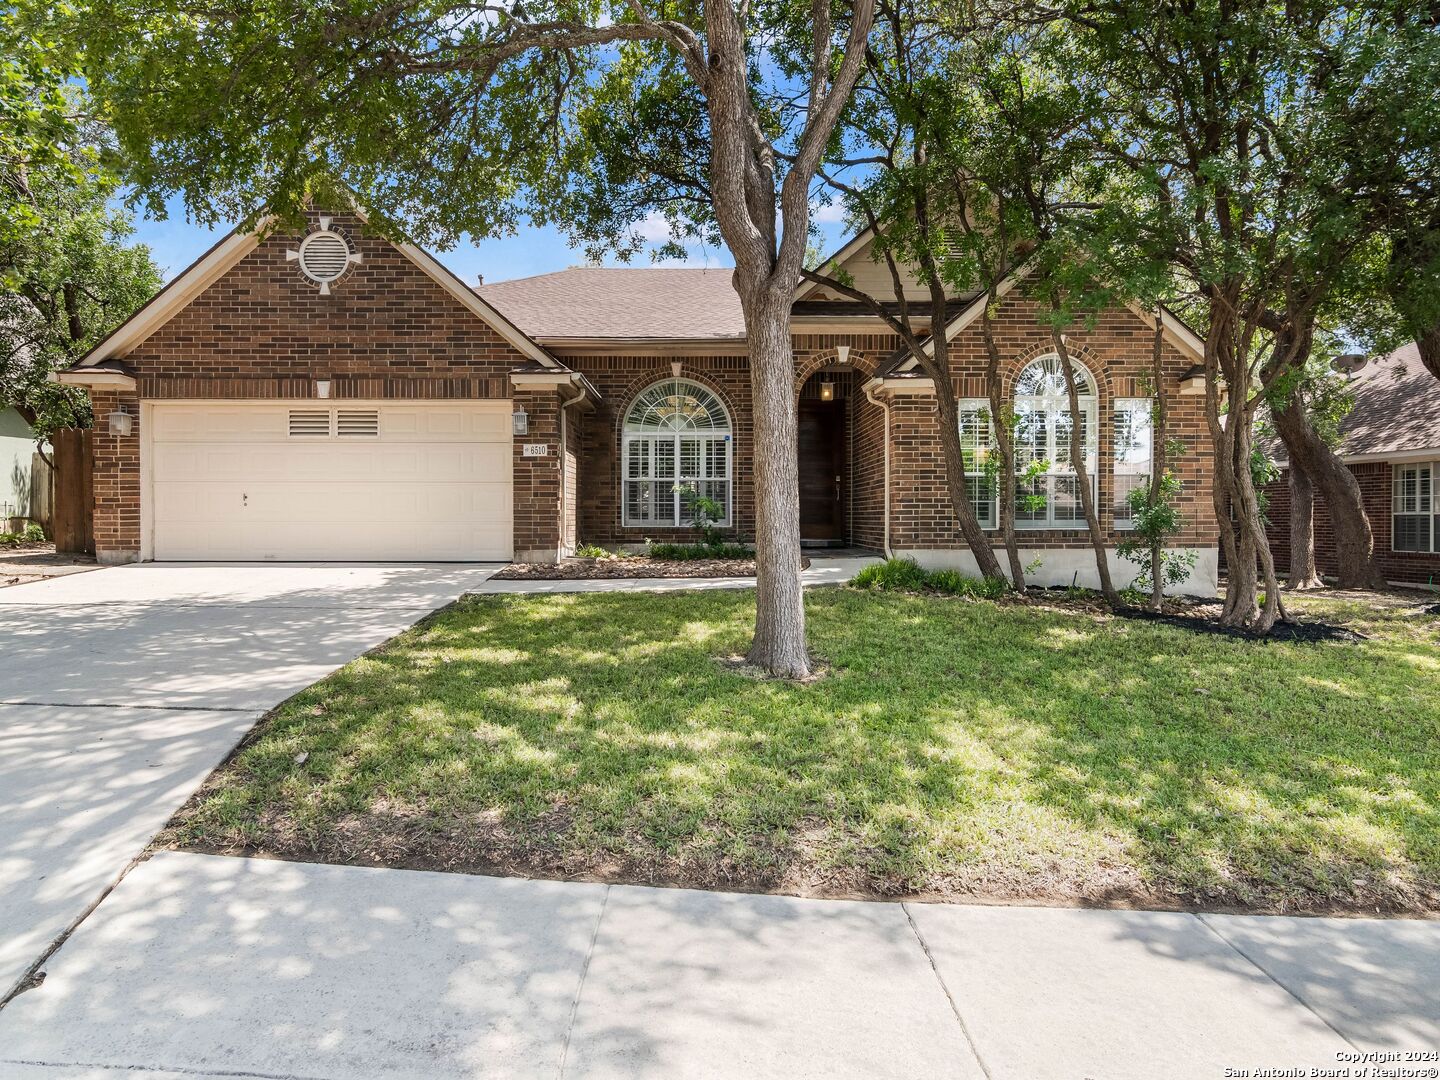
[0,563,502,999]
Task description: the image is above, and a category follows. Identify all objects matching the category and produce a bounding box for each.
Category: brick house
[56,211,1220,592]
[1263,343,1440,587]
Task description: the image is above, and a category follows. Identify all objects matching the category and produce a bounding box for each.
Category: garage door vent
[337,409,380,438]
[288,409,332,437]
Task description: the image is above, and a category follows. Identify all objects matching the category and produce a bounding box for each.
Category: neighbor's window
[623,378,732,527]
[1112,398,1154,530]
[958,400,996,527]
[1012,354,1098,529]
[1392,463,1435,553]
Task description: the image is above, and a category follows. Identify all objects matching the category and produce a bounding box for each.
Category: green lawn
[165,587,1440,913]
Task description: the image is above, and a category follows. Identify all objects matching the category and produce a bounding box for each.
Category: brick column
[512,388,567,563]
[90,386,142,564]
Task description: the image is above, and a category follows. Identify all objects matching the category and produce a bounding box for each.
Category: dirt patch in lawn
[168,802,1186,910]
[492,555,809,580]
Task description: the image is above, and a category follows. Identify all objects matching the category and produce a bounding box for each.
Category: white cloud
[810,201,848,225]
[630,211,677,243]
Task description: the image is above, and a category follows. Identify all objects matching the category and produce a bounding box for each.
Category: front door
[798,398,845,541]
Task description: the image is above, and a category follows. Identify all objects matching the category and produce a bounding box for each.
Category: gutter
[863,379,894,559]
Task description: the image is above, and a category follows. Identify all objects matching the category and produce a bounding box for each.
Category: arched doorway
[796,366,857,544]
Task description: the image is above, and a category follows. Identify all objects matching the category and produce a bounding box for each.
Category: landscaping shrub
[0,523,44,547]
[648,541,755,561]
[852,557,1006,598]
[574,543,619,559]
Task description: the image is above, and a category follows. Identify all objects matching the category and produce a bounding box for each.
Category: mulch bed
[1008,587,1365,642]
[1120,606,1367,643]
[493,556,766,580]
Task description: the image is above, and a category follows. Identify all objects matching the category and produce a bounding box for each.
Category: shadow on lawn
[166,589,1440,915]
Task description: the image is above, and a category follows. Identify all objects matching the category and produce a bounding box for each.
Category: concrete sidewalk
[3,851,1435,1080]
[467,554,879,595]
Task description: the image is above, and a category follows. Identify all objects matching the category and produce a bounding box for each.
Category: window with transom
[1011,354,1098,528]
[622,378,732,527]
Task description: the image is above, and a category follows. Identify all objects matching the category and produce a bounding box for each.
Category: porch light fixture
[835,345,850,365]
[512,406,528,435]
[820,380,835,402]
[108,406,133,437]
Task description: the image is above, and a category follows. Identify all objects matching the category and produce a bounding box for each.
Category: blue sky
[133,194,853,284]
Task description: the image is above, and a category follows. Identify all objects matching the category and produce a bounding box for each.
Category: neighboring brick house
[57,211,1221,593]
[1263,343,1440,587]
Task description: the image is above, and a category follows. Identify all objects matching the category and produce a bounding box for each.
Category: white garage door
[150,402,513,561]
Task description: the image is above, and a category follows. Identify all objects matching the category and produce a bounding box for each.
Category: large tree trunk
[698,0,873,678]
[1284,457,1324,590]
[740,287,810,677]
[1272,396,1385,590]
[1051,327,1120,607]
[1418,323,1440,383]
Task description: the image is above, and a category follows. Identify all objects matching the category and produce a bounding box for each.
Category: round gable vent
[287,217,360,295]
[299,230,350,282]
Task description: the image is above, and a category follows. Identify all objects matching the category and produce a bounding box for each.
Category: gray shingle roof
[477,267,744,341]
[1340,342,1440,458]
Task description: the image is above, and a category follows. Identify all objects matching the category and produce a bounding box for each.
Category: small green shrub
[1,523,46,547]
[648,541,755,561]
[853,558,1005,599]
[574,543,618,559]
[853,557,930,591]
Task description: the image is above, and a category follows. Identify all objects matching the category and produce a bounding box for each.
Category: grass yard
[164,587,1440,914]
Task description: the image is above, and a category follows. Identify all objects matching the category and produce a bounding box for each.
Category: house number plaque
[521,443,550,457]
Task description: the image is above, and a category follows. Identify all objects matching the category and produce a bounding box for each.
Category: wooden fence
[51,427,94,555]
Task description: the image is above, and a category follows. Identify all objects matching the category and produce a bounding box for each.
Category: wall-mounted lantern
[108,406,133,437]
[512,406,529,435]
[819,380,836,402]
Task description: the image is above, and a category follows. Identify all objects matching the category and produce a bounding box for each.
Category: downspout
[558,380,589,557]
[864,381,894,559]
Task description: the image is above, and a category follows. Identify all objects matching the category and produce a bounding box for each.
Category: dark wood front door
[798,399,845,540]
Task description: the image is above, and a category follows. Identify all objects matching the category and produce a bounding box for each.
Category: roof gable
[75,211,558,371]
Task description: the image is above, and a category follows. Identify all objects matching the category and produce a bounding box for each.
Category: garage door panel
[152,406,289,442]
[150,403,513,561]
[382,406,511,440]
[155,443,511,485]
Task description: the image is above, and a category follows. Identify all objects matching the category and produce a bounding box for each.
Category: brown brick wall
[91,387,141,563]
[512,388,567,560]
[885,299,1217,552]
[564,354,753,545]
[561,334,897,546]
[1265,460,1440,585]
[129,212,527,401]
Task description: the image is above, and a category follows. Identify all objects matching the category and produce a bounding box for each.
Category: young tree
[81,0,879,677]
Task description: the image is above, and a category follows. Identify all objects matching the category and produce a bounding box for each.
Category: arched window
[622,378,732,527]
[1012,354,1098,528]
